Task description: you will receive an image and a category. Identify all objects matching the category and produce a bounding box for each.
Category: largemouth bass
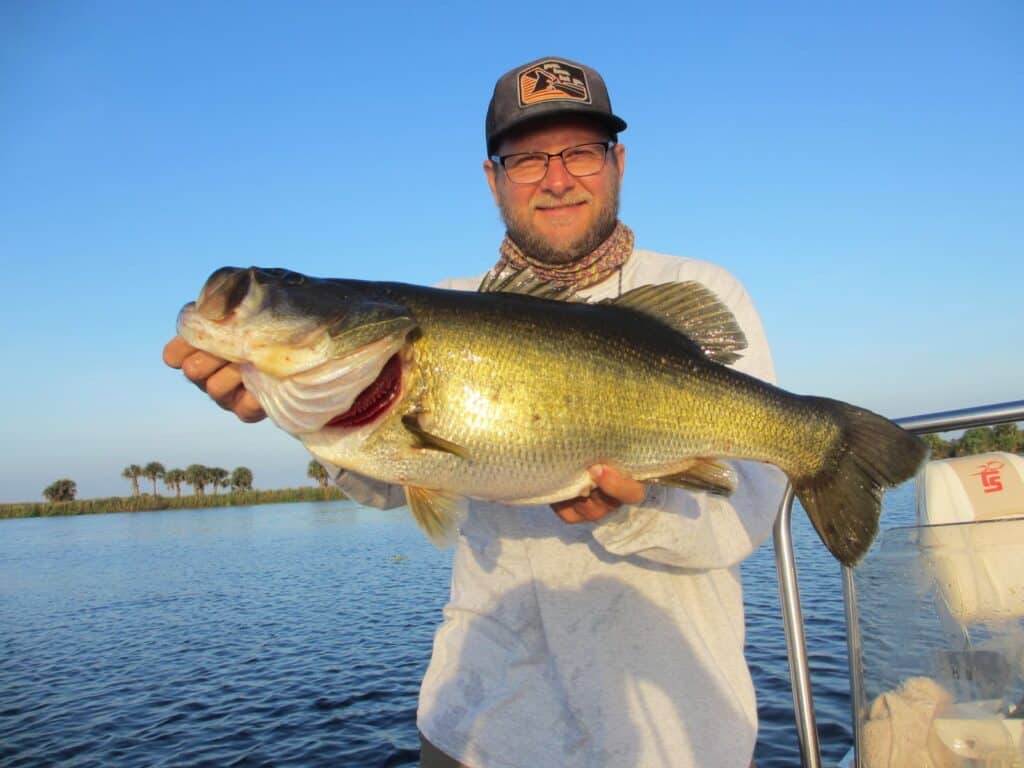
[177,266,927,565]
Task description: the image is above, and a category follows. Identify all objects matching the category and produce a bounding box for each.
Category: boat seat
[916,451,1024,625]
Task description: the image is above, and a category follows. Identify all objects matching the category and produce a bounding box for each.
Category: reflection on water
[1,502,449,767]
[0,487,916,766]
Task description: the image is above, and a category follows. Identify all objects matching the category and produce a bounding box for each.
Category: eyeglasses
[491,141,615,184]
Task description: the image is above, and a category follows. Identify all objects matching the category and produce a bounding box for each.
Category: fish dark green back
[478,267,747,366]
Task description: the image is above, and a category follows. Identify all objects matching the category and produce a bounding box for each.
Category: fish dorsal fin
[650,458,737,495]
[477,265,582,303]
[404,486,467,547]
[602,282,747,365]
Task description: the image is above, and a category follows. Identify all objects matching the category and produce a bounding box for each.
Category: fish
[176,265,928,566]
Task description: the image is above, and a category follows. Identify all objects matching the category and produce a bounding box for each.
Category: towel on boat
[861,676,958,768]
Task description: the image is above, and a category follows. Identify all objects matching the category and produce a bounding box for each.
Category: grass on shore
[0,486,348,520]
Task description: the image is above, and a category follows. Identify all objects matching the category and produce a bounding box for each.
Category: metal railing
[773,399,1024,767]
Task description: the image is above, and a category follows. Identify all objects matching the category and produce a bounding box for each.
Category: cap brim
[488,107,627,155]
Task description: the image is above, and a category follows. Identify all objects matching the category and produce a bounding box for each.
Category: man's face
[484,118,626,265]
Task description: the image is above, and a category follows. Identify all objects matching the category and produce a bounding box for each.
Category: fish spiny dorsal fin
[477,265,582,303]
[601,282,747,365]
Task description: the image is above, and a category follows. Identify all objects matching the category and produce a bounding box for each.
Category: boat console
[851,452,1024,766]
[774,401,1024,768]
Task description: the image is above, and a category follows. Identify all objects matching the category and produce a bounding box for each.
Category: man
[165,56,785,767]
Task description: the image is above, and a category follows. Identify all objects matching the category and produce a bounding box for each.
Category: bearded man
[165,56,785,768]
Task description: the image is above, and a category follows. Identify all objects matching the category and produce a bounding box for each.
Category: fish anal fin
[401,414,469,459]
[404,486,466,547]
[650,458,737,496]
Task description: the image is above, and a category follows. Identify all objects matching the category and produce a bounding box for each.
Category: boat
[775,400,1024,767]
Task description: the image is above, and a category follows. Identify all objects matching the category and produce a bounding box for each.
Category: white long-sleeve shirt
[335,249,787,768]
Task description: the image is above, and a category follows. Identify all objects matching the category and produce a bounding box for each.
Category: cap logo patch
[517,60,591,107]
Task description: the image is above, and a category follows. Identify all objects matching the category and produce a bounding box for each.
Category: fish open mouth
[324,353,402,428]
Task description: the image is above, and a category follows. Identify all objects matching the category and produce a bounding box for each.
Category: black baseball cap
[485,56,628,156]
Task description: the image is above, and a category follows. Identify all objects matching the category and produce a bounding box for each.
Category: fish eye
[281,271,306,286]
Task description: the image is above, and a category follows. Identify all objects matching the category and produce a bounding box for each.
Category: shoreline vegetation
[13,459,343,520]
[1,486,348,520]
[13,427,1022,521]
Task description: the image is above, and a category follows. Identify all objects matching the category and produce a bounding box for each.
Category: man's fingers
[205,365,244,405]
[576,493,615,521]
[233,390,267,423]
[163,336,197,368]
[552,466,647,525]
[551,489,617,523]
[551,500,585,523]
[590,465,645,505]
[182,350,230,385]
[205,367,267,422]
[164,335,267,423]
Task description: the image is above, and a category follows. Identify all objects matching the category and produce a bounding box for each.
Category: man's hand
[551,465,645,524]
[163,336,266,423]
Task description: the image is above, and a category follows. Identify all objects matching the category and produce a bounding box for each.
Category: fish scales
[385,290,780,495]
[177,266,927,565]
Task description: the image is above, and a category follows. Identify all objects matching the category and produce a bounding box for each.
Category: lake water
[0,487,915,767]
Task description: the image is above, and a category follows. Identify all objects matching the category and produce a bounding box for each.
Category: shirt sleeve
[591,461,787,569]
[318,459,408,510]
[591,255,788,569]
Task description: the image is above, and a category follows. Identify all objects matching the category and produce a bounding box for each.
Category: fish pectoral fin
[404,486,467,547]
[650,458,737,496]
[401,414,469,458]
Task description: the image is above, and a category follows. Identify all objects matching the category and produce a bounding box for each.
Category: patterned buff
[494,221,635,290]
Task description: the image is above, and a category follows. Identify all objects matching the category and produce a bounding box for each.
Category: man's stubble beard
[498,179,620,266]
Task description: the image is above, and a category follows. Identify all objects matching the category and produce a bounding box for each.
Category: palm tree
[121,464,142,497]
[208,467,229,495]
[143,461,166,496]
[164,468,186,497]
[185,464,208,496]
[230,467,254,492]
[43,478,77,502]
[307,459,329,489]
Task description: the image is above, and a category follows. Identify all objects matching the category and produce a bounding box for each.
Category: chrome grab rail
[773,399,1024,767]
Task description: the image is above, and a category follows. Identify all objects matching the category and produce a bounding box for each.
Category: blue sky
[2,2,1021,502]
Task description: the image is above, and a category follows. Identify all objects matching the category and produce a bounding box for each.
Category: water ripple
[0,490,915,766]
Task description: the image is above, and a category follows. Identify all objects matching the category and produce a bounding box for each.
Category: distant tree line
[923,424,1022,459]
[9,485,346,519]
[41,458,335,503]
[119,462,254,498]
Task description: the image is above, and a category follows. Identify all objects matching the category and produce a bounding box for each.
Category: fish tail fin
[405,486,467,547]
[791,398,928,566]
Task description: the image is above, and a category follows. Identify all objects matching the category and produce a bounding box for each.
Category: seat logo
[972,459,1005,493]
